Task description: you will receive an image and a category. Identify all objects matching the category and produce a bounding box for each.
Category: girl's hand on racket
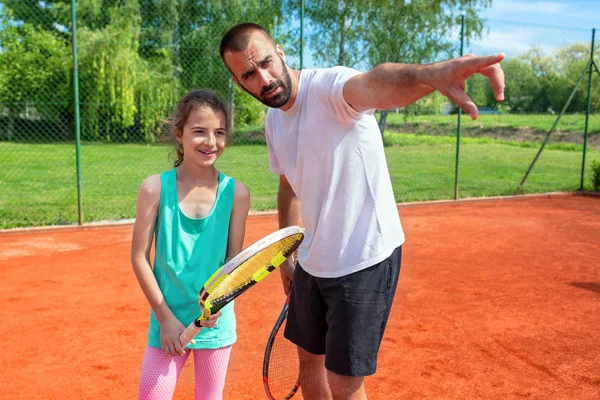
[200,310,222,329]
[160,316,191,356]
[279,258,295,295]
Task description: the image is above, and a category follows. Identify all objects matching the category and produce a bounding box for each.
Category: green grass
[386,113,600,134]
[383,131,585,151]
[384,133,600,201]
[1,136,599,229]
[0,142,277,228]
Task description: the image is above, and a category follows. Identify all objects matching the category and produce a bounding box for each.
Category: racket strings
[266,313,300,398]
[209,279,256,308]
[205,234,303,307]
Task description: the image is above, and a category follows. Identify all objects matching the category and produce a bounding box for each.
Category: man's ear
[232,76,245,92]
[276,44,286,63]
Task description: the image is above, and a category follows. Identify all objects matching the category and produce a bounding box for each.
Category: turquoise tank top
[147,168,237,349]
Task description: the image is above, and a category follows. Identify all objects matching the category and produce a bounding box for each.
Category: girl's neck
[177,163,219,186]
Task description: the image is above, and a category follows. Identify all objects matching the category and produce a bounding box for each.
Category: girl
[131,89,250,400]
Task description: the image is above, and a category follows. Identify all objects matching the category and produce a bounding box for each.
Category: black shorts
[284,246,402,377]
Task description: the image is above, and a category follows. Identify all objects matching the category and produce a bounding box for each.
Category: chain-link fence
[1,0,599,229]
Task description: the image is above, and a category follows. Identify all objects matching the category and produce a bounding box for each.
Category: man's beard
[242,59,293,108]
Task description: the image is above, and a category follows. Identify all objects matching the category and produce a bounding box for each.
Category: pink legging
[138,345,232,400]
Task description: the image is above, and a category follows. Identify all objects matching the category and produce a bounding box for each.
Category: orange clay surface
[1,194,599,400]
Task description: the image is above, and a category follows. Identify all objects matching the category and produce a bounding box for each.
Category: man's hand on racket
[279,258,295,295]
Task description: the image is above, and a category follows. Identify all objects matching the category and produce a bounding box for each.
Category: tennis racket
[263,287,301,400]
[179,225,304,347]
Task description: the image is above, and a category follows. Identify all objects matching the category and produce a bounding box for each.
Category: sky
[466,0,600,58]
[291,0,600,69]
[481,0,600,29]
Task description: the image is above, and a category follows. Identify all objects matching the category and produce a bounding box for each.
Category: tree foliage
[365,0,492,130]
[0,8,70,140]
[2,0,285,142]
[2,0,599,144]
[467,43,600,114]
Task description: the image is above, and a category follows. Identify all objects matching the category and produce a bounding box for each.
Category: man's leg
[327,371,366,400]
[297,347,332,400]
[298,347,366,400]
[285,263,331,399]
[322,246,403,399]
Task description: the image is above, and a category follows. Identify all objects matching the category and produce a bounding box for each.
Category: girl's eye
[216,131,226,136]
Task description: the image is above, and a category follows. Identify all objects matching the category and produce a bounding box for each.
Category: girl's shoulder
[233,179,250,200]
[218,172,250,201]
[138,173,163,200]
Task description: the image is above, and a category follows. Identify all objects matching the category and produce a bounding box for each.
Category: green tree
[293,0,372,68]
[3,0,70,35]
[175,0,285,130]
[518,47,561,113]
[554,43,600,113]
[490,57,540,112]
[0,10,70,140]
[3,0,289,140]
[136,0,286,131]
[79,0,182,142]
[291,0,492,131]
[366,0,492,132]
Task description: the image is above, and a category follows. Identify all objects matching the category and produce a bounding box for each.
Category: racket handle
[180,320,202,347]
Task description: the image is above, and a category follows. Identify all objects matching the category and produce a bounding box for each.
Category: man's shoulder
[304,66,362,94]
[310,66,361,79]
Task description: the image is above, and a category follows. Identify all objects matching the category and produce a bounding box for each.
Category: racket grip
[180,321,202,347]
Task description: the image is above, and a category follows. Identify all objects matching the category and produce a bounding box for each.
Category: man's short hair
[219,22,276,64]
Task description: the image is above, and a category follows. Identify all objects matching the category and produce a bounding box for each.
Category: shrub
[591,159,600,191]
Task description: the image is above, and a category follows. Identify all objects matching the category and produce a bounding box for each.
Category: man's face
[223,31,293,108]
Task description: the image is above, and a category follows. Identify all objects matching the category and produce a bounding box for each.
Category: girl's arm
[227,181,251,260]
[131,175,185,355]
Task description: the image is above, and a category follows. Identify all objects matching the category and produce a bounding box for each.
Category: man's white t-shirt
[265,66,405,278]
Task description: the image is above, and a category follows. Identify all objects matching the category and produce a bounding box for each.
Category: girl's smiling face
[177,107,227,167]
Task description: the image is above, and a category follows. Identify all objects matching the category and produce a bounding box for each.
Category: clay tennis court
[1,193,599,400]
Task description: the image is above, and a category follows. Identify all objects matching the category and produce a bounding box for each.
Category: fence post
[454,15,465,200]
[580,28,596,190]
[516,59,591,195]
[70,0,83,225]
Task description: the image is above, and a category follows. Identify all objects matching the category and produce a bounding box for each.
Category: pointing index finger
[466,53,505,71]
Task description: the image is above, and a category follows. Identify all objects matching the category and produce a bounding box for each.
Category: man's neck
[279,69,301,112]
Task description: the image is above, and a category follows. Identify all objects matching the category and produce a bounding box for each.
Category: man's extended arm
[343,53,505,120]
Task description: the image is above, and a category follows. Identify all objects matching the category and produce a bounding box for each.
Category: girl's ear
[174,127,183,142]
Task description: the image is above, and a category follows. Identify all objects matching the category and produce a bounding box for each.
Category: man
[220,23,504,400]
